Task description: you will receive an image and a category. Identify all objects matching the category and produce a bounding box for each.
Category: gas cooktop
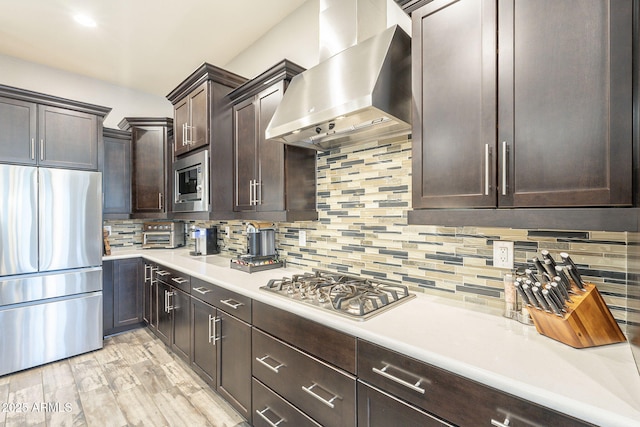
[260,270,415,320]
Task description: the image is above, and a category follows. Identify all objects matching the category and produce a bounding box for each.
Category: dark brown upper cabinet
[167,63,246,158]
[166,63,247,220]
[229,60,318,222]
[409,0,636,231]
[119,117,173,218]
[102,128,132,219]
[0,85,110,171]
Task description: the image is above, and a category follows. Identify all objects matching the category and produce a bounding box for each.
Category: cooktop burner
[260,270,415,320]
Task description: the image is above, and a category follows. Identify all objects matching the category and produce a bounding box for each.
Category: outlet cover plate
[493,241,514,269]
[299,230,307,247]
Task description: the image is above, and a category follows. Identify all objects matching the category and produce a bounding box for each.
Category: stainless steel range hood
[265,22,411,151]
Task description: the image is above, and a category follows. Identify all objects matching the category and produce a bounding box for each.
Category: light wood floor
[0,327,250,427]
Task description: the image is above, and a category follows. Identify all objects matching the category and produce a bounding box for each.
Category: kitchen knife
[525,268,539,283]
[554,266,575,296]
[542,289,564,317]
[523,284,540,309]
[553,276,572,302]
[532,285,550,311]
[560,252,586,287]
[514,281,532,306]
[541,250,557,269]
[542,259,557,279]
[532,257,546,278]
[565,265,586,291]
[545,283,566,311]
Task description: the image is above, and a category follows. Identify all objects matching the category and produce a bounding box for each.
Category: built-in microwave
[173,150,209,212]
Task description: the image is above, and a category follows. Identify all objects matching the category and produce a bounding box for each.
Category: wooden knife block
[526,283,626,348]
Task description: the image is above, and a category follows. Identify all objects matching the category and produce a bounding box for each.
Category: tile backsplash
[105,137,632,329]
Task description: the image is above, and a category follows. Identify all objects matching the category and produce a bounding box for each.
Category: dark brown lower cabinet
[217,311,251,421]
[155,279,172,346]
[103,258,143,336]
[191,297,217,386]
[171,287,191,362]
[357,381,449,427]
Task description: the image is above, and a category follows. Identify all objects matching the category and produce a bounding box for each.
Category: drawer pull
[491,418,510,427]
[156,270,170,276]
[220,298,243,310]
[301,383,340,409]
[193,287,212,295]
[372,364,426,394]
[171,277,188,284]
[255,355,286,373]
[256,407,286,427]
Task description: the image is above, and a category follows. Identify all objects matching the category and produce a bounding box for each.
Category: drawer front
[156,264,190,293]
[190,277,251,322]
[253,378,321,427]
[253,300,356,374]
[358,340,592,427]
[253,328,356,427]
[357,381,450,427]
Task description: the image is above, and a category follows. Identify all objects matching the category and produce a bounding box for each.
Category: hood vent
[265,24,411,151]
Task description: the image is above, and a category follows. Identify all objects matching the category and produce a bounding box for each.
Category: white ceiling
[0,0,308,96]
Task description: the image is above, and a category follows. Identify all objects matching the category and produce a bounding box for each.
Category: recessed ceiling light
[73,13,97,27]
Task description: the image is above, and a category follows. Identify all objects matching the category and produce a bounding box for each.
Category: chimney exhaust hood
[265,24,411,151]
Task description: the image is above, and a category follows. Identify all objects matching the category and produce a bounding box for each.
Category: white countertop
[105,248,640,426]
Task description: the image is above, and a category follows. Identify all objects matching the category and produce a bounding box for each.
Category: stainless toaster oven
[142,221,185,249]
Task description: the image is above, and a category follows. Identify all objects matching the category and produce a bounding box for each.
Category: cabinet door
[218,312,252,421]
[113,258,143,328]
[0,97,37,164]
[498,0,632,207]
[233,97,257,212]
[156,280,172,345]
[412,0,497,208]
[132,126,166,213]
[188,81,209,151]
[191,297,217,386]
[357,382,449,427]
[103,260,114,335]
[143,264,155,328]
[172,287,191,361]
[38,105,98,170]
[103,134,132,215]
[257,84,286,212]
[174,98,189,156]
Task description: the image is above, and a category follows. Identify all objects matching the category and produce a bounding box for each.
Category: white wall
[223,0,410,78]
[223,0,320,78]
[0,53,172,129]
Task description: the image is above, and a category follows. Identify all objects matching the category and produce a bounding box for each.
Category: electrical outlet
[493,241,514,269]
[299,230,307,247]
[103,226,112,236]
[225,226,230,238]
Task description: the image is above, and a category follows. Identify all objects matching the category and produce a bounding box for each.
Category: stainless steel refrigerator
[0,164,103,376]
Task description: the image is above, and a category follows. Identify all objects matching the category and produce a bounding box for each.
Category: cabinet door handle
[484,143,490,196]
[372,364,426,394]
[256,180,262,205]
[208,314,220,344]
[491,417,511,427]
[171,277,188,284]
[165,291,174,312]
[31,138,35,160]
[255,407,286,427]
[158,193,163,210]
[189,124,194,145]
[501,140,507,196]
[193,286,212,295]
[219,298,243,310]
[301,383,341,409]
[164,290,169,313]
[40,139,44,161]
[211,315,220,344]
[255,355,286,374]
[249,179,255,205]
[144,264,151,282]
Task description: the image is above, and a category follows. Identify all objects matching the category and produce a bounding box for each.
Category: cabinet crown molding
[0,84,112,117]
[166,62,247,104]
[228,59,305,103]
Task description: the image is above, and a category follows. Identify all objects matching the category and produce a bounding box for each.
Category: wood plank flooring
[0,328,250,427]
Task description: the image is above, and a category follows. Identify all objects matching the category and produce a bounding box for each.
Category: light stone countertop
[104,248,640,427]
